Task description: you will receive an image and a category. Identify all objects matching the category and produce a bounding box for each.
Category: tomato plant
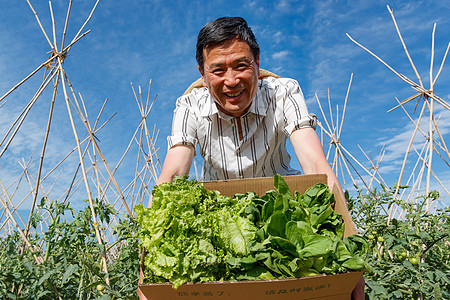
[0,198,140,299]
[348,187,450,299]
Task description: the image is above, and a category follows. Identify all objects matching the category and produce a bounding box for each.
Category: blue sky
[0,0,449,214]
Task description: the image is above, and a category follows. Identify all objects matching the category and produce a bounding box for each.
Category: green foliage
[1,180,448,299]
[0,198,140,299]
[348,186,450,299]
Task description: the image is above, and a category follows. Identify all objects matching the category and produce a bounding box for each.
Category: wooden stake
[60,0,73,52]
[24,72,60,241]
[26,0,54,50]
[387,5,423,88]
[57,58,110,285]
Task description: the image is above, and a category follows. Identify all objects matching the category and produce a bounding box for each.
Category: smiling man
[150,16,364,299]
[155,17,341,187]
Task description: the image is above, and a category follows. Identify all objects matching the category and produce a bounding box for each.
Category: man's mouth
[224,90,243,97]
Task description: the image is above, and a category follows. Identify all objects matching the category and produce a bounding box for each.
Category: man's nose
[223,69,240,87]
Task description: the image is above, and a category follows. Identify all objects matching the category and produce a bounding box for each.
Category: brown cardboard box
[139,174,362,299]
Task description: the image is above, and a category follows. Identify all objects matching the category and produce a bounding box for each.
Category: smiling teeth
[226,91,241,97]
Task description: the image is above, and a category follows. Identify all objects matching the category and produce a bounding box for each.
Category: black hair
[196,17,260,72]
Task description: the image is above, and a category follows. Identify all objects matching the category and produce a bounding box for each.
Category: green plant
[0,198,139,299]
[348,187,450,299]
[1,182,448,299]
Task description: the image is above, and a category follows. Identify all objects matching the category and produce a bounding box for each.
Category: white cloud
[272,50,290,60]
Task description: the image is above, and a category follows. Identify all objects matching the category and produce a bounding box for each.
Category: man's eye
[235,64,249,72]
[212,69,225,74]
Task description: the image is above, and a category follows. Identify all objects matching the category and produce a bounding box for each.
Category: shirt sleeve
[280,78,317,136]
[167,94,198,150]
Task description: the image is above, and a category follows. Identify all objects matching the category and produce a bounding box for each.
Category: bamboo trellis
[0,0,162,285]
[346,5,450,222]
[315,74,390,202]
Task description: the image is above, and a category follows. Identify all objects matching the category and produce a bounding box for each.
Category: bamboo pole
[24,72,60,241]
[338,74,352,138]
[0,55,57,104]
[389,100,428,225]
[314,94,334,137]
[432,114,450,161]
[387,93,421,113]
[432,41,450,86]
[425,24,437,209]
[0,190,26,230]
[26,0,54,50]
[328,89,334,131]
[68,0,100,49]
[411,143,449,195]
[60,0,73,52]
[71,89,133,216]
[2,119,111,227]
[57,59,110,285]
[387,5,423,88]
[336,145,369,204]
[395,97,448,164]
[426,97,434,206]
[401,75,450,110]
[358,145,388,189]
[346,33,405,81]
[49,1,58,51]
[0,70,58,157]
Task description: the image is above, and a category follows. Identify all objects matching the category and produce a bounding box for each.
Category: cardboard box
[139,174,362,299]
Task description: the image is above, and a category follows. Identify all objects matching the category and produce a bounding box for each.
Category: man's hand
[352,276,365,299]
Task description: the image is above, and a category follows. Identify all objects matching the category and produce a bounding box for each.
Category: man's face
[199,38,260,117]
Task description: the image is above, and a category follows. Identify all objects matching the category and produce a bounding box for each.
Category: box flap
[202,174,327,197]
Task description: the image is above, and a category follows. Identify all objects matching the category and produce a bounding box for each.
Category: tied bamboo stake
[16,1,98,250]
[314,74,377,194]
[57,60,110,285]
[426,24,437,209]
[395,98,449,195]
[65,78,133,217]
[23,72,60,244]
[0,70,58,158]
[387,5,423,88]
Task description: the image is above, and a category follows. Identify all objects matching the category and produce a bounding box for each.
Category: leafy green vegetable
[136,174,371,288]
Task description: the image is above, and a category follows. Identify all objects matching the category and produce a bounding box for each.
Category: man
[155,16,343,196]
[151,17,364,299]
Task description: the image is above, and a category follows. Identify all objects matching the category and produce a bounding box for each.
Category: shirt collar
[199,79,268,119]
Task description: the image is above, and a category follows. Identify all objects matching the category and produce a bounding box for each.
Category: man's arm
[289,127,345,200]
[149,144,195,207]
[290,127,365,300]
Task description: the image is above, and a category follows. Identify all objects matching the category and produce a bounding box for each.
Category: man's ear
[198,65,207,87]
[256,54,260,77]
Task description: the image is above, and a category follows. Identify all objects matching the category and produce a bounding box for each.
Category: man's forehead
[206,56,253,68]
[203,41,254,63]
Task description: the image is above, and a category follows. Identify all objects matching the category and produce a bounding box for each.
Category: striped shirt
[168,77,317,181]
